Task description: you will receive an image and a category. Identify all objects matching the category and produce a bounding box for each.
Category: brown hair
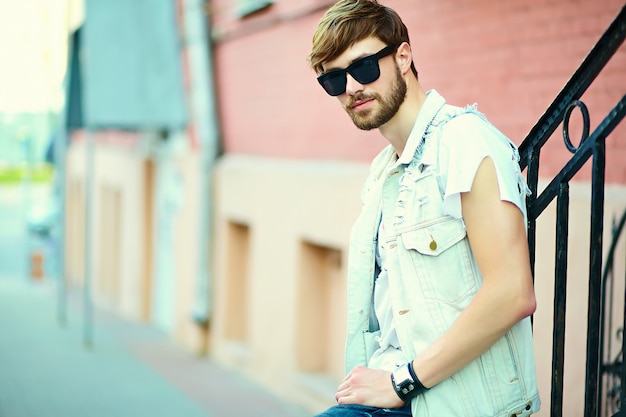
[309,0,417,76]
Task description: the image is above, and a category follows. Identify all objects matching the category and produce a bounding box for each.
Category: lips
[350,98,374,110]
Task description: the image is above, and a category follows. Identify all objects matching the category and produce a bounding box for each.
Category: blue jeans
[313,404,412,416]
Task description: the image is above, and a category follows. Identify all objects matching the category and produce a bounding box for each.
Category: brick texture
[211,0,625,184]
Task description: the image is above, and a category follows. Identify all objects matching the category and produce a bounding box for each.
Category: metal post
[584,140,606,417]
[55,116,68,325]
[83,129,94,348]
[551,183,569,417]
[184,0,221,333]
[55,0,75,327]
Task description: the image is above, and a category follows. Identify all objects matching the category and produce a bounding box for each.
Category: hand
[335,366,405,409]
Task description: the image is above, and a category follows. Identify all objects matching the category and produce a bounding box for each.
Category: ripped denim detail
[391,104,489,228]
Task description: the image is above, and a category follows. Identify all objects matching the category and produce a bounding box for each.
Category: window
[222,222,251,342]
[296,241,345,380]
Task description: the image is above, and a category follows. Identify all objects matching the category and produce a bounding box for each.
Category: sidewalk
[0,279,310,417]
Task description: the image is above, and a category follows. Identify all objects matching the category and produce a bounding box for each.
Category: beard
[344,64,407,131]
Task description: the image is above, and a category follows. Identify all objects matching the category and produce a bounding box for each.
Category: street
[0,183,310,417]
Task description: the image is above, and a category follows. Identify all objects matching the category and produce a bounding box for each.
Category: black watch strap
[390,362,429,402]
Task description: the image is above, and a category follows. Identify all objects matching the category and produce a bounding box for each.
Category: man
[308,1,541,416]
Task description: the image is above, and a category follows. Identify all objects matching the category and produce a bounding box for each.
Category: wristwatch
[390,362,428,402]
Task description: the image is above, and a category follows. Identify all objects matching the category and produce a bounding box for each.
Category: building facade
[64,0,626,415]
[208,0,626,414]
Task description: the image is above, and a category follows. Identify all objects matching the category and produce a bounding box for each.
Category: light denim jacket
[345,90,540,417]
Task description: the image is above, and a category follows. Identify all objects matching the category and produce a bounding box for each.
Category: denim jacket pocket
[400,217,466,256]
[398,217,478,304]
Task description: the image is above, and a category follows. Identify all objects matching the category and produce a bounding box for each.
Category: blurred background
[0,0,624,416]
[0,0,77,283]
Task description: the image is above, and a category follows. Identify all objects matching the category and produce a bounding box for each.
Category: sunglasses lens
[350,58,380,85]
[318,72,346,96]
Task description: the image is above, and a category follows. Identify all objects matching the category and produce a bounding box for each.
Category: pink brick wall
[211,0,625,183]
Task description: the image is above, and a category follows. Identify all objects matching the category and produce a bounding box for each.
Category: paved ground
[0,279,311,417]
[0,184,311,417]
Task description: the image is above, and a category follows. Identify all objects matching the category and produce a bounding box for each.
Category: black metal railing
[517,4,626,417]
[601,209,626,417]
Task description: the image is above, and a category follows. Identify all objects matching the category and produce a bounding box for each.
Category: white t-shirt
[368,219,407,372]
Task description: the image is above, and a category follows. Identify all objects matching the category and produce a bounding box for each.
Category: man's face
[321,38,407,131]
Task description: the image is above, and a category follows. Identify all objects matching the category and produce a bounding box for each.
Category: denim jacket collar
[396,90,446,166]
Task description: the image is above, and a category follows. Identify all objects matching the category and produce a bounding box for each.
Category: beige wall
[211,155,626,415]
[211,155,364,410]
[65,136,208,352]
[66,137,149,320]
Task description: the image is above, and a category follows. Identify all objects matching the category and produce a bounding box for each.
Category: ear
[395,42,414,76]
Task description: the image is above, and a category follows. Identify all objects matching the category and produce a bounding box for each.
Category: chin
[355,123,378,131]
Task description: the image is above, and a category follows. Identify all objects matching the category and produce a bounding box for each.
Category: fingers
[335,366,404,408]
[335,373,355,404]
[336,389,358,405]
[335,384,350,403]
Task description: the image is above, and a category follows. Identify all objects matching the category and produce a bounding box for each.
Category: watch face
[393,363,427,400]
[393,365,416,396]
[393,365,413,385]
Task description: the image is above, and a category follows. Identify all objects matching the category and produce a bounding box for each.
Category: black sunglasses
[317,44,399,96]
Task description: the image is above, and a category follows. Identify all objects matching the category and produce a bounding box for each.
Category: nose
[345,73,364,96]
